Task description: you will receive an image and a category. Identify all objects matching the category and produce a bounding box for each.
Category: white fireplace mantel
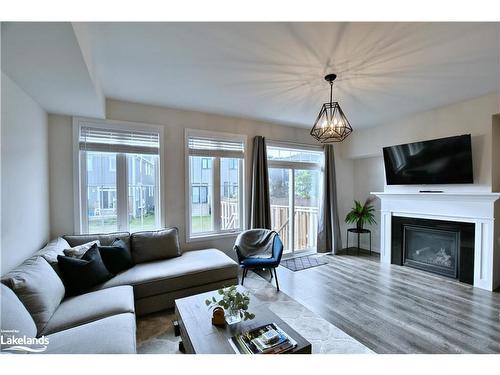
[371,191,500,291]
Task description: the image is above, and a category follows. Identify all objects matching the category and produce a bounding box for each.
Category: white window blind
[267,145,323,164]
[188,136,245,158]
[80,126,160,155]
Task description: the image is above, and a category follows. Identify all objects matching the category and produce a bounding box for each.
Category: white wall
[44,92,500,259]
[48,114,74,239]
[341,92,500,192]
[339,92,500,253]
[1,73,50,274]
[352,156,385,252]
[48,99,354,257]
[492,115,500,288]
[491,114,500,192]
[334,152,354,250]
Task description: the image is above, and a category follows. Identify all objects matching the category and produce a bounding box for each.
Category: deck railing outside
[196,200,318,251]
[271,204,318,251]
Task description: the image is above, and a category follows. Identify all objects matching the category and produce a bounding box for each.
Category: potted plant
[205,285,255,325]
[345,198,376,231]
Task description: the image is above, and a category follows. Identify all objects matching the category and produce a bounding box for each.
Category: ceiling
[1,23,105,118]
[3,22,500,128]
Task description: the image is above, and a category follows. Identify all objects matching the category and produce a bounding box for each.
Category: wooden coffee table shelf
[174,286,311,354]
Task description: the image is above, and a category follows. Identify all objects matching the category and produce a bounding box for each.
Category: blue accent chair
[234,232,284,291]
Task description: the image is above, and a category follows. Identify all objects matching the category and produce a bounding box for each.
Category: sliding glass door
[293,169,320,251]
[267,145,323,254]
[269,168,291,252]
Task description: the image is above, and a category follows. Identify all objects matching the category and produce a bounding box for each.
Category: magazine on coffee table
[228,323,297,354]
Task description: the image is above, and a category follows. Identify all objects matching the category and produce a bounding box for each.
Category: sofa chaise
[1,228,239,354]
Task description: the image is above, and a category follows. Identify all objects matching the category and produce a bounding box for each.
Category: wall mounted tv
[382,134,473,185]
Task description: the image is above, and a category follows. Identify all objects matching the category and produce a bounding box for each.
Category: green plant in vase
[205,285,255,325]
[345,197,376,231]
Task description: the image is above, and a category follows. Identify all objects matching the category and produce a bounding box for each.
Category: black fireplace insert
[391,216,474,284]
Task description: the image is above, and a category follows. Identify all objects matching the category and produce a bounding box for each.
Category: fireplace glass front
[403,225,458,278]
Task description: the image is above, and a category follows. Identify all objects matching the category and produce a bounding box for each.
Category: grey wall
[1,73,50,274]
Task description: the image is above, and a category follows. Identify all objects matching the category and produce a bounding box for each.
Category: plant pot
[225,311,242,325]
[356,221,364,231]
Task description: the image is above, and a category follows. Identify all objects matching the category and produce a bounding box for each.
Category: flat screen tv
[382,134,473,185]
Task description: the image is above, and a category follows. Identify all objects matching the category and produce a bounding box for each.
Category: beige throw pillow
[63,240,101,258]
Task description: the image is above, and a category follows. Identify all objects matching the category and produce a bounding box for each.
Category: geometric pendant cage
[310,74,353,143]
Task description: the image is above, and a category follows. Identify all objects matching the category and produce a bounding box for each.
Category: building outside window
[267,144,323,254]
[201,158,211,169]
[127,153,158,233]
[109,157,116,172]
[186,130,245,240]
[76,118,163,234]
[191,184,209,204]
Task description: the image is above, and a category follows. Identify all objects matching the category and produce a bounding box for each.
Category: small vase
[225,310,242,325]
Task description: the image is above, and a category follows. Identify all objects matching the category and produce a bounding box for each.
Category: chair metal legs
[273,268,280,291]
[241,268,248,285]
[241,267,279,292]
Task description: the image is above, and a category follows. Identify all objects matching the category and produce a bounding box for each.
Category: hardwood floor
[272,249,500,354]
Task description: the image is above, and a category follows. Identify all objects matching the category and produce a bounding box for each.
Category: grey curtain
[317,144,342,254]
[250,136,271,229]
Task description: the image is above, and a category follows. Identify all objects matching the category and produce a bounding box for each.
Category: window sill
[187,231,241,243]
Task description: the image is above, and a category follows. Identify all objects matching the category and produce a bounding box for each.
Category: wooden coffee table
[174,286,311,354]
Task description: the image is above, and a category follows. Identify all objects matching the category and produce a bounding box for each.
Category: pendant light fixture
[310,73,352,143]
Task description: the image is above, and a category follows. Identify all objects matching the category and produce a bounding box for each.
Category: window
[222,181,239,198]
[186,130,245,240]
[201,158,211,169]
[86,152,117,233]
[88,156,93,172]
[192,186,200,204]
[109,157,116,172]
[267,144,323,253]
[76,119,163,234]
[127,154,159,233]
[229,159,238,170]
[191,184,209,204]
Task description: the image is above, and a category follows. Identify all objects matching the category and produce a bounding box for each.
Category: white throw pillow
[63,240,101,258]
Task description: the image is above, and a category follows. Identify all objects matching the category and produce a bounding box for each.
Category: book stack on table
[228,323,297,354]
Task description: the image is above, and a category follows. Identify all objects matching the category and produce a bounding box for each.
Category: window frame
[73,117,165,234]
[266,141,324,254]
[185,129,247,242]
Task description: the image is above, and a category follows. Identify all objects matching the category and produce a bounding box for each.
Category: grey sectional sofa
[1,228,239,354]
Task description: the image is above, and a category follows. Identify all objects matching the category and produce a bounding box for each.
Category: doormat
[281,255,328,271]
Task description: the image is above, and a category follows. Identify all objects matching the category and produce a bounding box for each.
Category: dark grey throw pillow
[98,238,133,275]
[130,227,181,264]
[57,245,113,296]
